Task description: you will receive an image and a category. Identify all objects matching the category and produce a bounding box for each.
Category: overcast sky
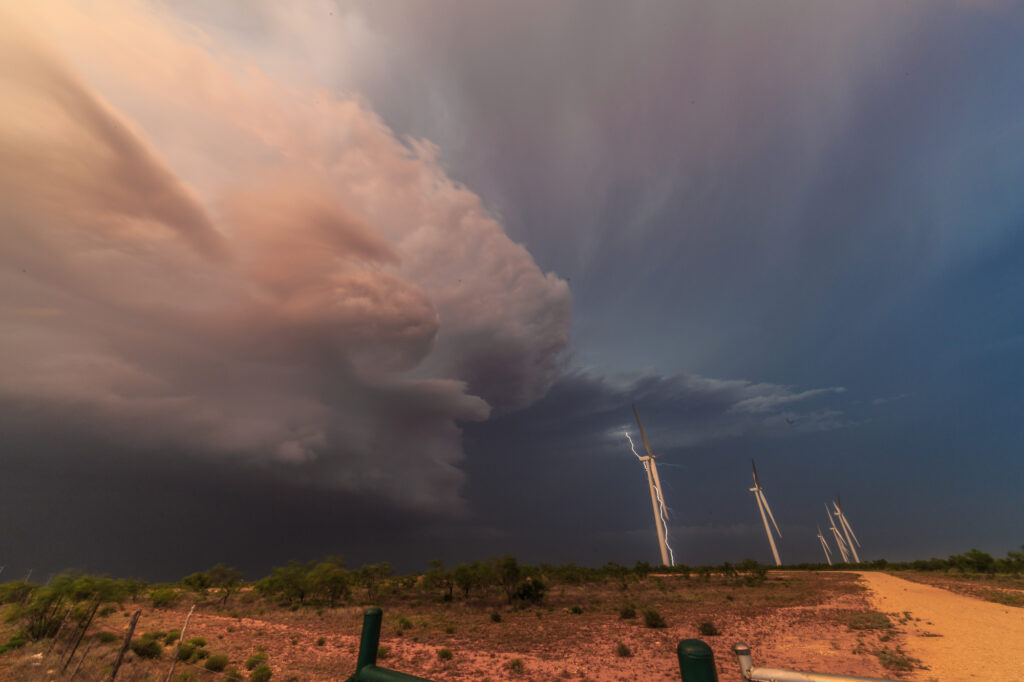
[2,0,1023,581]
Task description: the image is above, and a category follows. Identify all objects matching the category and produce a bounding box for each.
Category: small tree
[206,564,243,605]
[454,562,484,600]
[358,563,392,602]
[423,560,455,602]
[308,559,350,607]
[494,556,521,604]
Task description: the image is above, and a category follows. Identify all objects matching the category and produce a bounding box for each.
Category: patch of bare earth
[857,571,1024,682]
[0,572,910,681]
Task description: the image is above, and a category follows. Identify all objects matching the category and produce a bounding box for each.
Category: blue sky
[1,1,1022,578]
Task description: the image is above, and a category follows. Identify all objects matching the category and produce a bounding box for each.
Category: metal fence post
[356,607,382,672]
[678,639,719,682]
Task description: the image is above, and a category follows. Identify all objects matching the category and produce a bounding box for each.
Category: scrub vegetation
[0,547,1017,680]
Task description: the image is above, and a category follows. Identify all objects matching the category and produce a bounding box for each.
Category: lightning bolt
[624,431,675,566]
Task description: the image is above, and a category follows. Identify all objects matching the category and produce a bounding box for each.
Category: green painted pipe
[356,607,383,671]
[678,639,719,682]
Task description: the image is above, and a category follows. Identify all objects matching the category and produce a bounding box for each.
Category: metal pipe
[733,643,897,682]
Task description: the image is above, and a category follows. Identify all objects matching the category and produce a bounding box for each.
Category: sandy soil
[858,571,1024,682]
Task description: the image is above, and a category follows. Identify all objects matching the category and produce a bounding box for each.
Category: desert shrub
[643,608,666,628]
[150,588,178,609]
[316,637,326,646]
[250,664,273,682]
[246,652,269,670]
[98,605,118,617]
[224,666,243,681]
[95,631,119,643]
[616,642,632,658]
[131,638,163,659]
[619,605,636,619]
[490,611,502,623]
[445,625,455,634]
[437,647,453,661]
[507,658,524,673]
[397,616,413,630]
[165,630,180,644]
[192,648,210,661]
[376,645,389,660]
[569,605,583,614]
[186,636,207,647]
[698,621,720,636]
[841,611,891,631]
[0,631,28,655]
[512,577,546,605]
[0,582,34,605]
[205,654,229,671]
[177,643,195,660]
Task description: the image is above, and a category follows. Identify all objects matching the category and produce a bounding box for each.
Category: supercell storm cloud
[0,3,570,510]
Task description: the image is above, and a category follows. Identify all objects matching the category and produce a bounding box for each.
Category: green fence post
[356,607,383,672]
[678,639,718,682]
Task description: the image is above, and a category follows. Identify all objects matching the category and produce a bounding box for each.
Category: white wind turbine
[816,525,833,566]
[832,497,861,563]
[749,460,782,567]
[627,404,674,567]
[826,505,851,563]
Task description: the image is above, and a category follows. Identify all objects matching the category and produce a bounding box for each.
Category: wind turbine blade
[632,404,657,460]
[752,459,761,488]
[838,511,861,547]
[758,489,782,537]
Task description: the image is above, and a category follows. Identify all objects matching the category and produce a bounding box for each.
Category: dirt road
[858,572,1024,681]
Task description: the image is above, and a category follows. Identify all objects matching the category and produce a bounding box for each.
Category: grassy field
[0,570,915,681]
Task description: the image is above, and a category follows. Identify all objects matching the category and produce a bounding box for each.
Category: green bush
[616,642,632,658]
[512,578,546,605]
[95,631,119,643]
[187,637,207,647]
[205,654,229,671]
[250,664,273,682]
[0,631,28,655]
[165,631,180,645]
[643,609,666,628]
[619,605,636,619]
[131,638,163,659]
[437,647,453,661]
[246,652,269,670]
[507,658,524,673]
[376,645,389,660]
[569,605,583,614]
[177,643,195,660]
[698,621,719,636]
[150,588,178,609]
[316,637,326,646]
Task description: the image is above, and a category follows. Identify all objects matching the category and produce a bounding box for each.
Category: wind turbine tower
[816,525,833,566]
[832,497,861,563]
[749,460,782,567]
[630,404,673,567]
[826,505,851,563]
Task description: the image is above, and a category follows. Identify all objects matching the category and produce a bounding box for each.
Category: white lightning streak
[623,431,676,566]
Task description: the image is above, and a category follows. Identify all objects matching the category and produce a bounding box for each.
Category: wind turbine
[832,497,861,563]
[749,460,782,567]
[816,525,833,566]
[826,505,851,563]
[628,404,674,567]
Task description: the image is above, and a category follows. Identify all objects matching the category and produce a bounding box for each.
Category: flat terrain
[0,571,919,681]
[859,571,1024,682]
